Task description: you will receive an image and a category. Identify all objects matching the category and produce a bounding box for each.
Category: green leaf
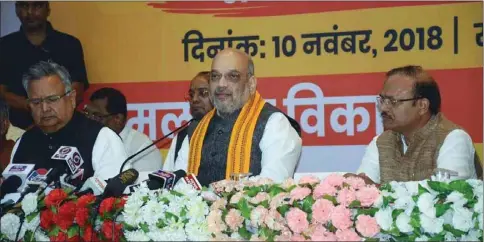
[327,222,337,233]
[169,190,184,197]
[180,208,187,218]
[277,205,290,217]
[122,222,137,231]
[286,185,297,192]
[48,225,60,237]
[156,219,167,229]
[383,196,396,208]
[222,209,229,221]
[392,209,404,220]
[160,197,170,205]
[238,226,251,240]
[435,203,451,217]
[301,196,315,213]
[24,230,34,242]
[268,186,285,197]
[237,198,251,220]
[364,238,380,242]
[380,183,392,192]
[246,187,262,197]
[50,206,57,214]
[26,211,39,222]
[260,200,270,209]
[67,225,79,238]
[427,181,451,194]
[165,212,179,223]
[448,180,474,200]
[429,232,445,241]
[443,224,465,237]
[412,195,419,203]
[357,208,378,217]
[349,200,361,208]
[322,195,337,205]
[410,207,421,228]
[418,184,429,195]
[140,222,150,233]
[388,226,401,237]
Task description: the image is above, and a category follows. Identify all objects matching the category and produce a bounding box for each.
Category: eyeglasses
[185,88,209,101]
[27,90,72,106]
[82,106,116,123]
[210,70,250,83]
[377,95,422,108]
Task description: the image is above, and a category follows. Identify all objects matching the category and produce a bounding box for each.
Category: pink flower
[225,209,244,231]
[344,176,366,190]
[313,183,337,199]
[291,234,307,241]
[298,175,320,185]
[330,205,353,230]
[356,185,380,207]
[270,192,290,210]
[207,210,227,234]
[335,229,361,241]
[274,226,292,241]
[256,177,274,186]
[310,225,338,241]
[290,187,312,202]
[322,174,345,188]
[337,187,356,206]
[286,208,309,234]
[281,178,296,190]
[355,215,380,237]
[250,206,269,227]
[312,199,334,224]
[210,198,227,211]
[264,209,285,231]
[250,192,270,205]
[230,192,244,204]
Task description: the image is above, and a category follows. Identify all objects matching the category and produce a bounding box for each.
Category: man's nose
[218,76,229,87]
[41,101,50,112]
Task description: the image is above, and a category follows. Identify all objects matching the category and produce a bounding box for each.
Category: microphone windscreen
[147,179,164,190]
[103,169,139,198]
[173,170,187,184]
[0,176,22,195]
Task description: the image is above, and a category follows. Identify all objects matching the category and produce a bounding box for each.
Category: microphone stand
[119,119,193,173]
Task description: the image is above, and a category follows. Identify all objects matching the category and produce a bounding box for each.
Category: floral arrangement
[207,174,381,241]
[121,182,211,241]
[374,179,483,241]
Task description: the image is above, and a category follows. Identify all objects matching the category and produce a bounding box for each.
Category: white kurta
[119,126,163,172]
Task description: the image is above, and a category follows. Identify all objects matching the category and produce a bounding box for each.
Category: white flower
[478,212,483,230]
[174,182,198,197]
[446,191,468,207]
[395,213,413,233]
[460,229,482,241]
[420,214,443,234]
[187,197,210,223]
[0,213,21,241]
[139,200,166,226]
[415,235,429,241]
[125,230,150,241]
[444,232,456,241]
[391,181,410,198]
[441,209,454,225]
[373,194,384,208]
[186,221,210,241]
[474,195,483,214]
[394,195,415,215]
[417,193,437,218]
[23,214,40,231]
[467,179,483,197]
[452,206,474,232]
[418,180,436,195]
[404,181,419,196]
[375,207,393,231]
[34,231,49,241]
[21,193,38,215]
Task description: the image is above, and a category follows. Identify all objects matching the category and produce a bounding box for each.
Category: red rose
[54,201,76,230]
[68,235,80,242]
[77,194,96,208]
[75,207,90,227]
[102,220,123,241]
[99,197,115,216]
[116,197,126,209]
[44,189,68,208]
[82,226,99,242]
[40,209,54,229]
[50,231,67,242]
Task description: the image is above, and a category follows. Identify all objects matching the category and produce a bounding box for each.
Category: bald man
[172,49,302,185]
[350,65,481,184]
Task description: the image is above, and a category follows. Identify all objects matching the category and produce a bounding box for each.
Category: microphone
[102,169,139,198]
[148,169,186,190]
[76,176,107,196]
[1,164,35,190]
[119,119,194,173]
[51,146,84,175]
[0,176,22,200]
[179,173,202,191]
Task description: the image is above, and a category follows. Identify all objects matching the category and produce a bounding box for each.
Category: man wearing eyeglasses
[9,61,127,181]
[0,1,89,130]
[172,48,302,186]
[84,88,163,172]
[347,65,481,184]
[163,71,214,171]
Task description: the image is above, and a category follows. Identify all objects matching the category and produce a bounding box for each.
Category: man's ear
[418,98,430,115]
[249,76,257,94]
[69,90,77,109]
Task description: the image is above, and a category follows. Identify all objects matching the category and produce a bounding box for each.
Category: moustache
[381,112,392,119]
[214,88,232,95]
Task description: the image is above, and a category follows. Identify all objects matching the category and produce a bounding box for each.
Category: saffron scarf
[188,91,266,179]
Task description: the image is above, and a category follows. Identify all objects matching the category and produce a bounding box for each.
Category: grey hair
[248,58,254,77]
[22,61,73,94]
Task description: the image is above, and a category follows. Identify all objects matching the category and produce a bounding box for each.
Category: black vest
[13,112,103,180]
[190,103,287,186]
